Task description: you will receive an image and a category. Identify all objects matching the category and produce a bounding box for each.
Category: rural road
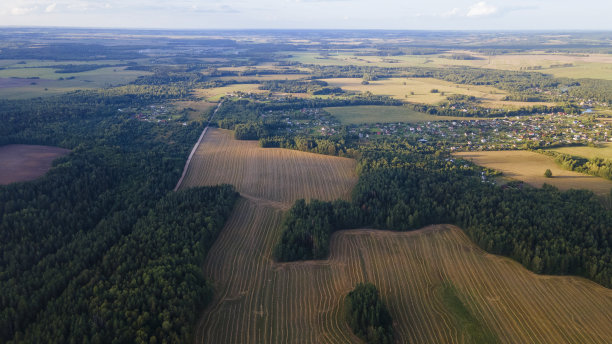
[173,101,223,191]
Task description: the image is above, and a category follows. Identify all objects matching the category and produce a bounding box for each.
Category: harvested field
[320,77,552,109]
[454,150,612,196]
[0,144,70,184]
[195,203,612,344]
[180,128,357,204]
[548,143,612,160]
[189,130,612,344]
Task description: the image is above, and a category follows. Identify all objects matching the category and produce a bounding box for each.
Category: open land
[184,129,612,343]
[455,150,612,196]
[0,144,70,185]
[548,143,612,160]
[0,66,149,99]
[320,77,553,108]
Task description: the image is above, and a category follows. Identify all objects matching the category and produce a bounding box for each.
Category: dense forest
[345,283,394,344]
[274,139,612,288]
[0,88,238,343]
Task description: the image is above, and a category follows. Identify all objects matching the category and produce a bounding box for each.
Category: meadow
[0,65,149,99]
[324,105,473,124]
[454,150,612,196]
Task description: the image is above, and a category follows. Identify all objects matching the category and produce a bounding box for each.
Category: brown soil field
[186,130,612,343]
[0,144,70,185]
[179,128,357,204]
[454,150,612,196]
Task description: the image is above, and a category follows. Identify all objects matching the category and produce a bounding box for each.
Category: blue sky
[1,0,611,30]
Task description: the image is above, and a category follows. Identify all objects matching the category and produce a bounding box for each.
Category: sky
[1,0,612,30]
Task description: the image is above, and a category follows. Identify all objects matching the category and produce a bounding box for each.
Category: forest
[0,87,238,343]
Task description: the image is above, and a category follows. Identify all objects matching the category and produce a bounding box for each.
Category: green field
[0,65,149,99]
[548,143,612,160]
[324,105,478,124]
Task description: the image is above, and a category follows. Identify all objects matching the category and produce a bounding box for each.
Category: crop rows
[189,128,612,344]
[180,128,357,204]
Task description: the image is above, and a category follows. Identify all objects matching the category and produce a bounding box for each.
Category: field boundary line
[174,101,223,191]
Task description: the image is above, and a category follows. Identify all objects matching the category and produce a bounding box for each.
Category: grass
[324,105,473,124]
[547,143,612,160]
[187,129,612,343]
[0,66,149,99]
[440,283,499,344]
[320,77,552,109]
[454,150,612,196]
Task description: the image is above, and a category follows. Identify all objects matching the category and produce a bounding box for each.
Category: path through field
[186,129,612,344]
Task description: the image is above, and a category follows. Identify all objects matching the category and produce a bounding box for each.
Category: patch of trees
[539,150,612,180]
[274,139,612,288]
[345,283,394,344]
[274,199,364,261]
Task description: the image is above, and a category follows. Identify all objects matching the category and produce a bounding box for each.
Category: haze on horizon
[1,0,612,31]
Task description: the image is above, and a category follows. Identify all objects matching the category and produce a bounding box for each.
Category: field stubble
[186,129,612,344]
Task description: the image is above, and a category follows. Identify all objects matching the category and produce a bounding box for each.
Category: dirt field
[0,144,70,185]
[454,150,612,196]
[187,131,612,343]
[320,77,553,109]
[180,128,358,204]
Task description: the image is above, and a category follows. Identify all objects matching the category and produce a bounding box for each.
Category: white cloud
[11,6,38,15]
[45,3,57,13]
[441,8,460,18]
[467,1,497,17]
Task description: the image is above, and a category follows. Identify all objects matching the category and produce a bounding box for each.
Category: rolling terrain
[183,129,612,343]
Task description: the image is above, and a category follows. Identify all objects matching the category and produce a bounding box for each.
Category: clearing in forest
[0,144,70,185]
[187,129,612,344]
[455,150,612,196]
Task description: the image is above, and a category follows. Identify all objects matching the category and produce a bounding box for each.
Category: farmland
[0,144,70,184]
[454,150,612,196]
[193,84,266,102]
[185,129,612,343]
[548,143,612,160]
[324,105,478,124]
[0,66,149,99]
[180,128,358,203]
[320,77,553,109]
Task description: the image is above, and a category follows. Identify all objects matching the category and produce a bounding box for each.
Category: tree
[544,169,553,178]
